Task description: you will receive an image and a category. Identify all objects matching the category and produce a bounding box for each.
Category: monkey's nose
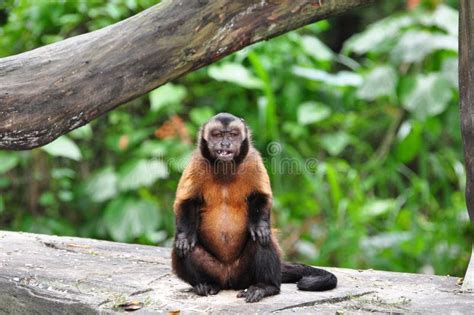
[221,141,231,148]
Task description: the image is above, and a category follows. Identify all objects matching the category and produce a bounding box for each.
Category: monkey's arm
[246,152,273,246]
[174,155,203,257]
[175,197,202,257]
[246,191,272,246]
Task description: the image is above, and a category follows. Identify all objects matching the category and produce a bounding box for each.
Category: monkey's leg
[172,244,226,296]
[173,197,223,295]
[235,239,281,303]
[235,192,280,302]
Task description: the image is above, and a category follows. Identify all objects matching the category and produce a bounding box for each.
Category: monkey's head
[199,113,249,164]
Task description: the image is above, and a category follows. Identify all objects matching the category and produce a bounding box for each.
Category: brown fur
[171,113,336,301]
[172,147,281,287]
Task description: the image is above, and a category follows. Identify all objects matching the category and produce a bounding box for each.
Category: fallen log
[0,231,472,314]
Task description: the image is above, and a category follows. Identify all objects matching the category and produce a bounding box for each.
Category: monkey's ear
[240,118,247,139]
[243,125,250,141]
[199,122,208,141]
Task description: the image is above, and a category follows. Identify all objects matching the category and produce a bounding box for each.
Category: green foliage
[41,136,82,161]
[208,63,263,89]
[149,83,187,113]
[0,152,19,174]
[104,197,159,242]
[0,0,469,277]
[297,102,331,125]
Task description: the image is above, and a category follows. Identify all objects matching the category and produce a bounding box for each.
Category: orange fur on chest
[199,176,253,264]
[174,148,272,264]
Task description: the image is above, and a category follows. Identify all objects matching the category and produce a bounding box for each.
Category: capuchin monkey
[171,113,337,303]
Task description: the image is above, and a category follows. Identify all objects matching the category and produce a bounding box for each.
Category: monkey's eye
[230,132,239,137]
[211,131,222,137]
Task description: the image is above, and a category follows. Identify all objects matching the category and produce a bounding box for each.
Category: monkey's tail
[281,261,337,291]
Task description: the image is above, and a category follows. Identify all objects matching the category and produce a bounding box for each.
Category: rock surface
[0,231,472,314]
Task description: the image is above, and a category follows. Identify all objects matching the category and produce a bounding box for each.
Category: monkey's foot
[193,283,220,296]
[237,286,265,303]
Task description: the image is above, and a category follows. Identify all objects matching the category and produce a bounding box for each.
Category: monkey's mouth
[216,149,234,160]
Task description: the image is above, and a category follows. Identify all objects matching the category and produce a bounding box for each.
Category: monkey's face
[207,126,244,161]
[200,113,249,164]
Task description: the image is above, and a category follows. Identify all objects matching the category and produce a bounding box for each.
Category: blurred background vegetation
[0,0,470,277]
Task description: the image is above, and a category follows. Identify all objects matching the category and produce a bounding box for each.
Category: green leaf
[320,132,351,156]
[138,140,168,158]
[293,67,362,87]
[361,199,398,218]
[149,83,187,112]
[41,35,63,44]
[390,30,457,64]
[41,136,82,161]
[300,35,333,61]
[0,152,19,174]
[398,75,417,103]
[420,4,458,36]
[305,20,330,33]
[119,159,169,191]
[282,122,307,140]
[208,63,263,89]
[401,73,452,120]
[297,102,331,125]
[106,3,123,19]
[51,168,75,179]
[343,15,414,55]
[104,197,159,242]
[125,0,138,10]
[441,57,458,89]
[58,13,82,26]
[357,65,398,101]
[396,121,422,163]
[190,107,215,126]
[325,163,342,207]
[69,124,93,140]
[85,167,118,203]
[58,190,73,202]
[0,177,11,189]
[361,232,412,250]
[39,192,55,207]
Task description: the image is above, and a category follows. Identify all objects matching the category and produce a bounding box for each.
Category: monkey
[171,112,337,303]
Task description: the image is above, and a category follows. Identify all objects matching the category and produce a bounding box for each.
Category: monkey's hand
[175,232,197,257]
[249,221,271,246]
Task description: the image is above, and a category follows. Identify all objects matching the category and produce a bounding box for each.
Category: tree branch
[460,0,474,291]
[0,0,374,149]
[460,0,474,227]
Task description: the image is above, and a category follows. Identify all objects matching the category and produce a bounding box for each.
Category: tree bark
[460,0,474,291]
[0,0,374,150]
[460,0,474,227]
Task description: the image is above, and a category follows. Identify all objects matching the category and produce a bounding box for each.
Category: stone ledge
[0,231,472,314]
